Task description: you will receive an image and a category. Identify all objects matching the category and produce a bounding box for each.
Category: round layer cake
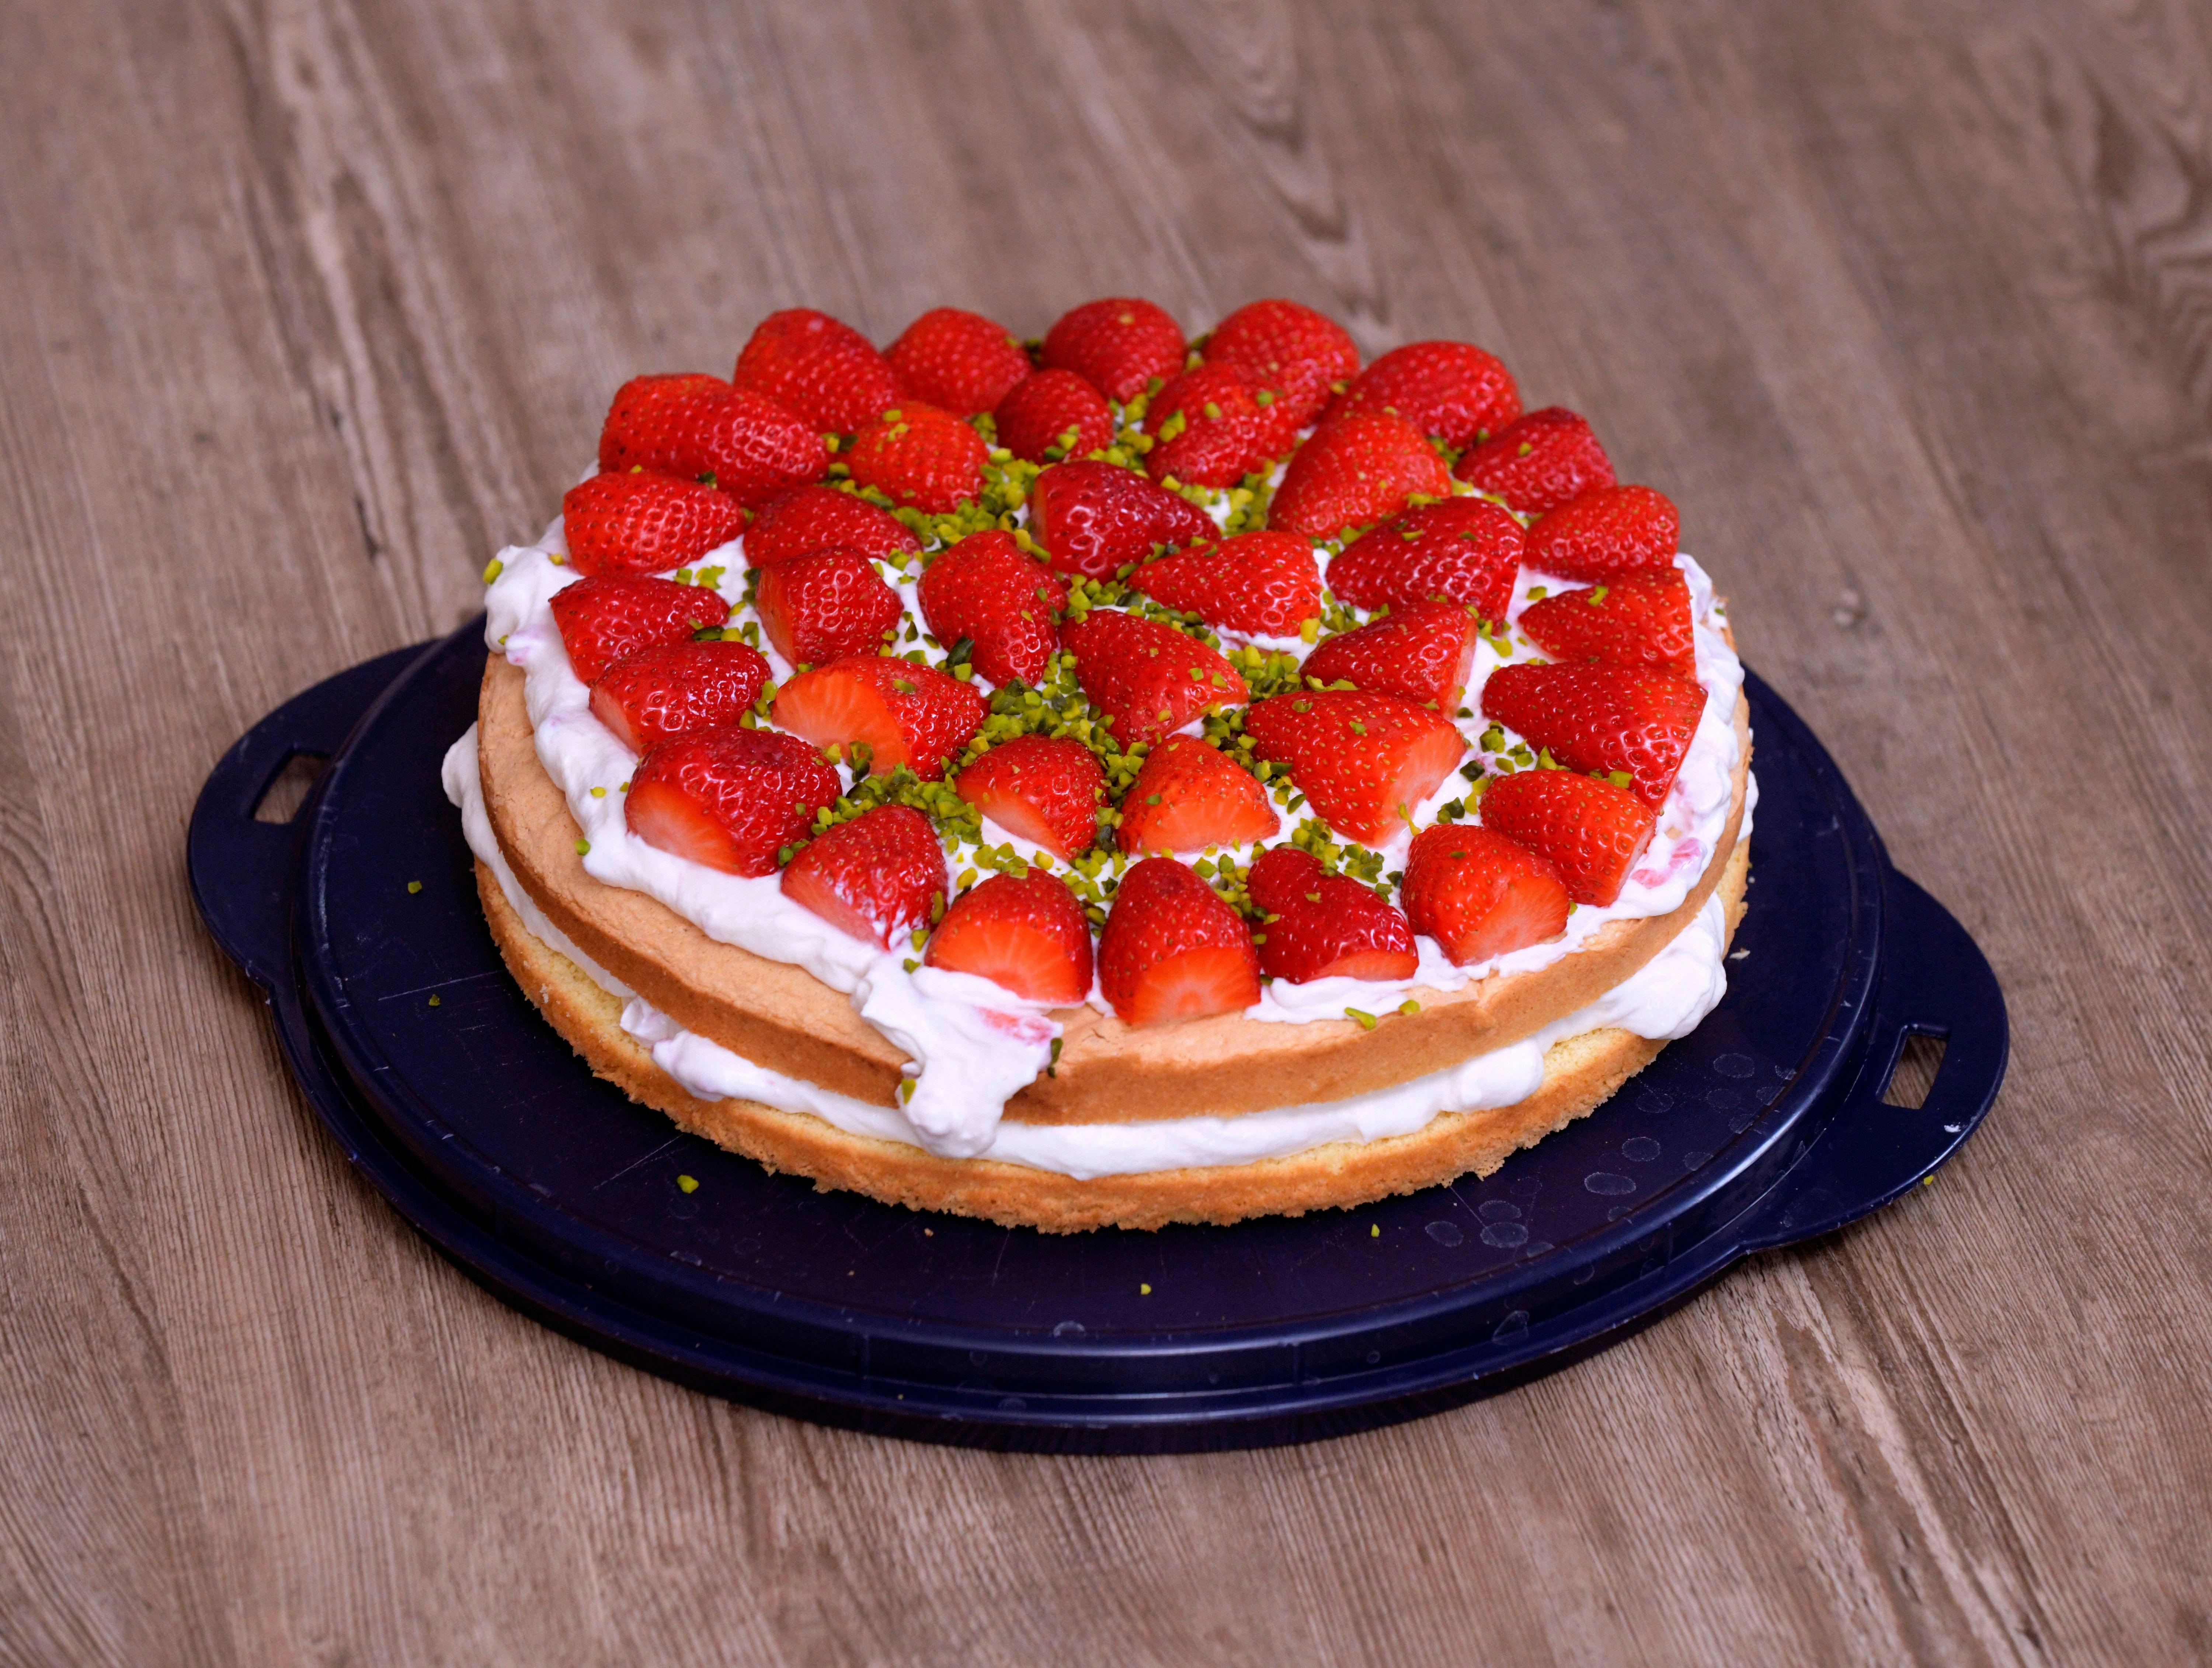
[444,298,1756,1232]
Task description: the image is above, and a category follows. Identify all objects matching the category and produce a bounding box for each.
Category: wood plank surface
[3,0,2209,1661]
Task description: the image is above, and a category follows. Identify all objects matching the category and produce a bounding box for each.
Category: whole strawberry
[1059,610,1249,749]
[887,307,1032,417]
[731,308,899,434]
[1478,769,1656,906]
[1399,825,1569,964]
[1116,736,1277,855]
[625,727,840,877]
[1302,600,1482,710]
[1517,571,1695,677]
[1027,459,1215,582]
[744,484,922,570]
[771,656,986,777]
[1267,411,1452,541]
[588,638,769,753]
[1097,857,1260,1024]
[1246,845,1419,983]
[1040,297,1186,403]
[1525,484,1679,581]
[780,804,947,947]
[916,529,1068,687]
[1481,662,1707,809]
[1144,364,1265,487]
[925,871,1095,1005]
[561,471,745,578]
[1203,299,1359,455]
[1326,497,1526,620]
[1242,689,1464,843]
[754,547,903,667]
[595,373,729,474]
[1127,530,1323,638]
[549,574,731,683]
[954,735,1105,859]
[994,369,1116,464]
[596,374,831,509]
[1455,407,1614,516]
[846,403,989,515]
[1325,341,1520,449]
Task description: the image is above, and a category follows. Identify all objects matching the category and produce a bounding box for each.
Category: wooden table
[5,1,2206,1661]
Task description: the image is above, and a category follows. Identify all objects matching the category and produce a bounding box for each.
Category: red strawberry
[1096,857,1261,1024]
[588,638,769,753]
[1243,689,1464,843]
[1027,459,1215,582]
[754,547,902,667]
[1480,662,1706,810]
[1040,297,1186,404]
[1455,407,1614,516]
[744,484,922,570]
[1203,299,1360,455]
[886,307,1032,417]
[1245,845,1419,983]
[1526,484,1679,581]
[994,369,1116,465]
[595,372,727,474]
[1517,571,1695,677]
[1268,411,1453,542]
[596,375,831,509]
[625,727,840,878]
[1116,736,1277,855]
[1400,825,1569,965]
[561,472,745,578]
[954,735,1105,860]
[925,872,1095,1005]
[731,308,898,434]
[1326,497,1526,620]
[780,804,946,947]
[1302,600,1482,710]
[1144,364,1265,487]
[771,657,986,777]
[1325,341,1520,449]
[1059,610,1249,749]
[550,574,732,683]
[1478,770,1656,906]
[846,403,989,515]
[1128,530,1323,638]
[915,530,1067,687]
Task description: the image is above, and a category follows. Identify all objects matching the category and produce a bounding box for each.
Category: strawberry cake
[442,299,1753,1232]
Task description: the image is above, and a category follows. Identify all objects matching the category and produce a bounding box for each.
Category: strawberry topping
[1481,661,1707,810]
[1245,845,1419,983]
[1203,299,1360,455]
[1243,689,1464,843]
[954,735,1105,860]
[1517,571,1696,677]
[1040,297,1186,404]
[1058,610,1249,749]
[588,638,769,753]
[1097,857,1260,1025]
[731,308,899,434]
[1115,736,1277,855]
[625,727,840,878]
[1302,599,1483,710]
[1399,825,1569,965]
[1027,459,1215,582]
[1127,530,1324,639]
[744,484,922,569]
[1326,341,1520,449]
[754,547,903,667]
[1326,497,1526,620]
[886,307,1032,417]
[1525,484,1680,581]
[846,403,989,515]
[595,374,831,509]
[994,369,1116,465]
[1455,407,1614,516]
[561,472,745,579]
[550,574,731,683]
[915,529,1068,687]
[925,872,1095,1005]
[1478,770,1657,907]
[1267,411,1453,541]
[780,804,947,947]
[771,657,985,777]
[1145,363,1266,488]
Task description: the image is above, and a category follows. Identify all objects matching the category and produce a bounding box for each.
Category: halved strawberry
[886,307,1032,417]
[915,529,1068,687]
[1455,407,1614,516]
[1116,737,1277,855]
[1478,770,1657,906]
[550,574,732,683]
[1127,530,1324,638]
[780,804,946,947]
[1096,857,1260,1025]
[1242,689,1465,843]
[1480,661,1706,809]
[1040,297,1186,404]
[1059,610,1249,749]
[1267,411,1453,541]
[1326,497,1526,620]
[925,871,1095,1005]
[1325,341,1520,449]
[1246,845,1419,983]
[754,547,902,667]
[1526,484,1679,581]
[731,308,899,434]
[1399,825,1569,964]
[744,484,922,569]
[954,735,1105,859]
[588,638,769,753]
[1027,459,1216,582]
[561,472,745,578]
[994,369,1116,464]
[1301,600,1482,710]
[625,727,840,877]
[846,403,989,515]
[1203,299,1360,455]
[1517,570,1695,676]
[1144,364,1265,487]
[771,657,986,777]
[595,375,831,509]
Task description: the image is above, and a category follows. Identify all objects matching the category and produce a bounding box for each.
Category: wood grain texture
[2,0,2208,1661]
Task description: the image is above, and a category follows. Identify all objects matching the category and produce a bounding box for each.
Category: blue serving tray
[189,627,2004,1452]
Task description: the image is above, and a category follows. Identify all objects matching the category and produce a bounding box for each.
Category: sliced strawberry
[954,735,1105,859]
[1245,845,1419,983]
[886,307,1032,417]
[1128,530,1323,638]
[1400,825,1569,964]
[550,574,732,683]
[754,547,902,667]
[1097,857,1260,1025]
[1267,411,1453,542]
[1040,297,1186,404]
[1478,770,1657,906]
[625,727,840,877]
[846,403,989,515]
[595,372,728,474]
[1481,661,1707,809]
[915,529,1068,687]
[596,375,831,509]
[1027,459,1215,582]
[1302,600,1482,710]
[1455,407,1614,516]
[1526,484,1679,581]
[1325,497,1526,620]
[744,484,923,570]
[1203,299,1360,455]
[780,804,947,947]
[1145,363,1265,487]
[771,657,986,777]
[561,471,745,578]
[1517,570,1695,677]
[588,638,769,753]
[1116,736,1277,855]
[1325,341,1520,449]
[925,872,1095,1005]
[1059,610,1249,749]
[994,369,1116,464]
[1242,689,1465,843]
[731,308,899,434]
